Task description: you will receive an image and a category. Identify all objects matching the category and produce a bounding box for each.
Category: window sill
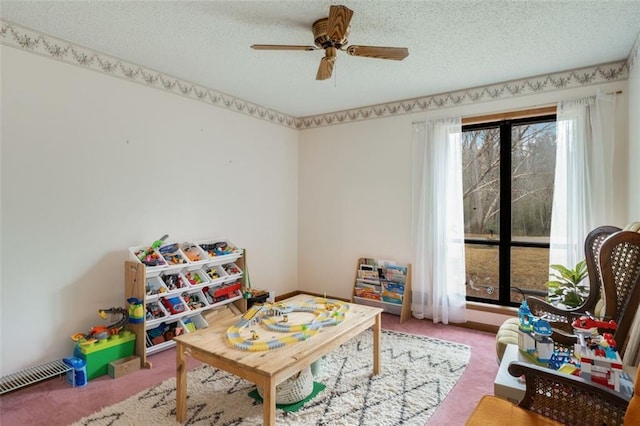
[466,301,518,316]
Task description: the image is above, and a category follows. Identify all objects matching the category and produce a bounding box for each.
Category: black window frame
[463,114,557,306]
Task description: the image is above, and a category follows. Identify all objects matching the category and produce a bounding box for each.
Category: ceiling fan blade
[251,44,318,51]
[346,45,409,61]
[326,5,353,42]
[316,57,335,80]
[316,47,337,80]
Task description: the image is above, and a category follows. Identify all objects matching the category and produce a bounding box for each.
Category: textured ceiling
[2,1,640,117]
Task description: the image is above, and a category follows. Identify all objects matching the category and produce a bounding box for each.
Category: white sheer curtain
[549,93,616,268]
[411,118,467,324]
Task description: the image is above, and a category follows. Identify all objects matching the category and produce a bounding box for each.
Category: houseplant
[545,260,588,308]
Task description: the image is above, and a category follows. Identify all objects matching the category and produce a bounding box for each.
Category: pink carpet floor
[0,313,498,425]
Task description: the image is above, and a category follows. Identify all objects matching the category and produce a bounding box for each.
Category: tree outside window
[462,115,556,305]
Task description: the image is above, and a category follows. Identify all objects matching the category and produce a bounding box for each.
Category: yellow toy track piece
[226,297,348,351]
[71,332,85,342]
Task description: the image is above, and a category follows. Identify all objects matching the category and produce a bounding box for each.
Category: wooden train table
[174,294,383,425]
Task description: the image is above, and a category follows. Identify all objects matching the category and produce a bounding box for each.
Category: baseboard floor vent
[0,359,72,395]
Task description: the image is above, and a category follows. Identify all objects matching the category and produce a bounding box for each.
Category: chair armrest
[526,296,587,333]
[526,295,587,318]
[508,361,629,425]
[518,288,548,298]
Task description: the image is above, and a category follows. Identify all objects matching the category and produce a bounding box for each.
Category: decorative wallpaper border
[300,61,628,128]
[0,20,299,129]
[0,20,631,130]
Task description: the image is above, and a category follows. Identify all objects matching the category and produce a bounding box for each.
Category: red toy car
[161,297,186,314]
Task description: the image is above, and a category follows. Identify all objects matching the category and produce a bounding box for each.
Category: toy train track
[71,307,129,345]
[226,298,348,351]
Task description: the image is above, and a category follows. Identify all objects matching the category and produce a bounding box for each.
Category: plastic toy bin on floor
[73,331,136,380]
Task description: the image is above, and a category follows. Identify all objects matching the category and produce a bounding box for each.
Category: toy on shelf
[516,299,555,363]
[161,296,186,315]
[158,243,187,265]
[209,281,243,304]
[223,263,241,275]
[199,241,237,258]
[203,265,220,280]
[135,234,169,266]
[184,271,205,285]
[71,307,129,345]
[182,292,206,310]
[182,317,197,333]
[181,243,203,262]
[161,273,187,291]
[146,322,183,347]
[146,301,166,320]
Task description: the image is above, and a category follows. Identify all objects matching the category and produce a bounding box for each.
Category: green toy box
[73,331,136,380]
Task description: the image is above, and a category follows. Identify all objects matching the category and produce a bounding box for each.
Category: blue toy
[516,299,555,363]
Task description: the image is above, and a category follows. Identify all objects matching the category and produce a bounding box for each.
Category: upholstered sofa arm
[508,361,630,425]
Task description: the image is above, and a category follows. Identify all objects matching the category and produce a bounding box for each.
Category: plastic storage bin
[182,290,209,311]
[129,245,168,276]
[180,313,208,332]
[183,269,209,286]
[201,264,227,285]
[196,240,243,262]
[158,242,189,266]
[146,276,167,296]
[181,242,207,263]
[160,272,189,291]
[145,320,184,349]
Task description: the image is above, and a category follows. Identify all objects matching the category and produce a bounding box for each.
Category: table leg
[176,342,187,423]
[263,378,276,426]
[373,312,381,375]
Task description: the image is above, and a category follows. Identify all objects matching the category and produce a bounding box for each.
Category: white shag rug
[72,329,470,426]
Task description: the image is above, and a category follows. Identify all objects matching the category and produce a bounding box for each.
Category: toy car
[161,297,186,314]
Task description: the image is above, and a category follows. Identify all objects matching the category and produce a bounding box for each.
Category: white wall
[298,81,630,328]
[628,43,640,219]
[0,46,299,375]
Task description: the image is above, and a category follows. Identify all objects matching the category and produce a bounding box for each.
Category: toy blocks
[516,300,554,363]
[73,330,135,380]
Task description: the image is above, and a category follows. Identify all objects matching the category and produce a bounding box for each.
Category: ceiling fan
[251,5,409,81]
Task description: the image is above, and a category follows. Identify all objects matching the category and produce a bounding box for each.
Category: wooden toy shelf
[352,258,412,323]
[124,239,247,368]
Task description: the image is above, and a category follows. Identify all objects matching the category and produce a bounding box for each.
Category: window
[462,115,556,306]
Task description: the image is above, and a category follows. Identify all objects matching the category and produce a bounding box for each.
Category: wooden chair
[526,225,622,333]
[467,361,639,426]
[537,230,640,360]
[496,225,640,363]
[597,230,640,357]
[496,226,620,362]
